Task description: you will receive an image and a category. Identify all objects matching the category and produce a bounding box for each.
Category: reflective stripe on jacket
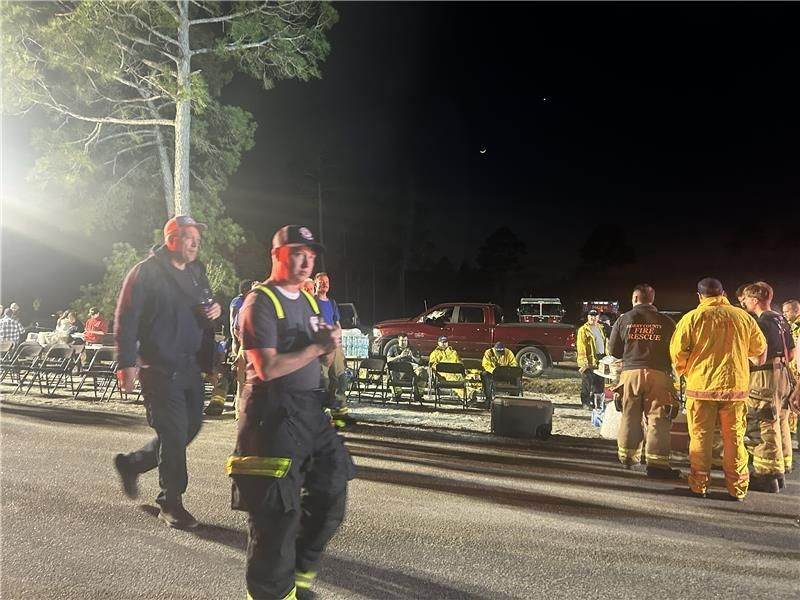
[669,296,766,401]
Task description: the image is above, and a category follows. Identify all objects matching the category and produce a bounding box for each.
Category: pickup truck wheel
[382,338,399,357]
[517,346,548,378]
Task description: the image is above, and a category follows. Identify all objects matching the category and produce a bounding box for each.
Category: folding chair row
[0,341,44,387]
[17,343,79,397]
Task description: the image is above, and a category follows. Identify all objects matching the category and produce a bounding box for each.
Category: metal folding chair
[433,362,467,409]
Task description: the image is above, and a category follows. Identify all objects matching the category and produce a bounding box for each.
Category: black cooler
[491,395,553,440]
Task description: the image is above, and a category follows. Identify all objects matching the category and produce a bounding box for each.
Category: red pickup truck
[371,302,577,377]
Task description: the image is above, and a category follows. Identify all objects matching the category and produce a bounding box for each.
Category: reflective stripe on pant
[779,408,792,472]
[686,398,749,497]
[616,369,673,467]
[746,370,786,476]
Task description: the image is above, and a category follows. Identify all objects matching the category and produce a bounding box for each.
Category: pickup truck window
[494,306,504,325]
[458,306,484,324]
[423,307,453,323]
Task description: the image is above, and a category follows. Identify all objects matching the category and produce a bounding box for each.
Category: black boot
[749,474,780,494]
[646,465,681,479]
[157,497,199,529]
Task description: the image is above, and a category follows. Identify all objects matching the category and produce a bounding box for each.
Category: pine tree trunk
[173,0,191,216]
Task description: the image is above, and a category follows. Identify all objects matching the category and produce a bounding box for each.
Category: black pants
[238,388,355,600]
[481,371,495,403]
[122,361,204,505]
[580,369,604,408]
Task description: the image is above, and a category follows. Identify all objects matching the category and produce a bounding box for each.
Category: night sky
[2,2,799,323]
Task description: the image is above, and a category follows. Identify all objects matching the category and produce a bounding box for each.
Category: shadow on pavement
[0,400,145,428]
[319,554,497,600]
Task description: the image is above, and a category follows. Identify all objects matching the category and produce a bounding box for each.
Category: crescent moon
[479,147,487,154]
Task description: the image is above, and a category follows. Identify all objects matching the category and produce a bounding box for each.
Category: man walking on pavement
[113,215,221,529]
[577,309,607,409]
[229,225,354,600]
[314,272,356,428]
[608,284,679,478]
[670,277,766,501]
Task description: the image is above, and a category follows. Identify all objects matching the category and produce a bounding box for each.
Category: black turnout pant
[240,388,355,600]
[580,368,605,408]
[122,360,204,505]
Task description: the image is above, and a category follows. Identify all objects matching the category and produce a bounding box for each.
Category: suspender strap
[253,285,320,319]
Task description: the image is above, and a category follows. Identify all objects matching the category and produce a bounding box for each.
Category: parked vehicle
[371,302,577,377]
[338,302,360,330]
[517,297,565,323]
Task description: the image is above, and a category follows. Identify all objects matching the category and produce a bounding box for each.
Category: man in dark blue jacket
[113,215,221,529]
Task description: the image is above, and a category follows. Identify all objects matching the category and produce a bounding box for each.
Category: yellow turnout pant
[686,398,749,497]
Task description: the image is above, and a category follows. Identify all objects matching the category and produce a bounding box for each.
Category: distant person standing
[302,278,316,295]
[608,284,678,477]
[0,308,25,345]
[670,277,766,500]
[577,309,607,409]
[315,272,356,428]
[217,279,257,418]
[83,307,108,344]
[112,215,221,529]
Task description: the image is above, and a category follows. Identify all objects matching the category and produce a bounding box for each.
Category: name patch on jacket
[625,323,664,341]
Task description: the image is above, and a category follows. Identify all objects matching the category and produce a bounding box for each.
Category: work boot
[113,454,139,499]
[622,462,647,473]
[296,589,318,600]
[333,413,357,430]
[157,498,199,529]
[203,401,224,416]
[646,466,681,480]
[749,474,780,494]
[726,494,745,502]
[777,475,785,489]
[689,489,707,499]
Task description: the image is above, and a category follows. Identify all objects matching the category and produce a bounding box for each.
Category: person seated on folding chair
[386,333,424,401]
[428,336,464,398]
[479,341,518,408]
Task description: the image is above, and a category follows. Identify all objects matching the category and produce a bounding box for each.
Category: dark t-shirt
[239,286,321,391]
[170,264,204,358]
[756,310,795,360]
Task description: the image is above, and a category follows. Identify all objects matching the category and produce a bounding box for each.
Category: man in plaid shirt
[0,308,25,345]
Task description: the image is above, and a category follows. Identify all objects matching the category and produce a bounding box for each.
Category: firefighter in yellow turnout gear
[480,341,517,406]
[781,299,799,446]
[427,336,464,398]
[608,284,680,477]
[670,278,767,500]
[577,310,607,409]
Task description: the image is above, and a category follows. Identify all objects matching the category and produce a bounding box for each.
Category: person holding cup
[112,215,221,529]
